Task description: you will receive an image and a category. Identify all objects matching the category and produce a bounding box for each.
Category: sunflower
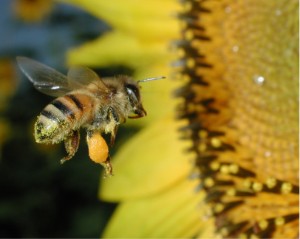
[57,0,298,238]
[13,0,53,22]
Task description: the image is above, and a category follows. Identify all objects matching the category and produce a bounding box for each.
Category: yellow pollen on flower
[214,203,224,213]
[229,164,239,174]
[199,130,208,139]
[210,137,222,148]
[204,177,215,187]
[243,179,252,189]
[226,188,236,196]
[265,177,277,188]
[184,30,194,41]
[220,227,229,236]
[250,234,260,239]
[198,142,207,152]
[252,182,263,192]
[280,182,293,194]
[239,233,247,239]
[186,58,195,68]
[177,48,186,58]
[210,161,220,171]
[220,165,230,174]
[182,1,192,12]
[275,217,285,226]
[258,219,269,230]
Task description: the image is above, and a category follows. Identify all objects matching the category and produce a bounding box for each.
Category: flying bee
[17,56,164,177]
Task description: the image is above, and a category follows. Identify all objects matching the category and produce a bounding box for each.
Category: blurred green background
[0,0,137,237]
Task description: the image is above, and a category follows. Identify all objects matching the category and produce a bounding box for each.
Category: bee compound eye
[125,84,140,101]
[126,87,134,96]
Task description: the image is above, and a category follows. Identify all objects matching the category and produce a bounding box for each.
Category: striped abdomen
[35,93,94,144]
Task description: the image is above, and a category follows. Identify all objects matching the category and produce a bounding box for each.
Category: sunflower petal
[67,31,169,68]
[57,0,180,40]
[99,116,193,201]
[102,179,205,238]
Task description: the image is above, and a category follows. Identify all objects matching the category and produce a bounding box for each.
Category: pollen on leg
[87,131,109,163]
[87,131,112,177]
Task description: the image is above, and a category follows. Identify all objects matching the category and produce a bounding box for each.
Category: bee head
[124,76,165,119]
[124,82,147,118]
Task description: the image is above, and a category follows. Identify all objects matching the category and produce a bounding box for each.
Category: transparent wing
[16,56,71,97]
[67,66,108,89]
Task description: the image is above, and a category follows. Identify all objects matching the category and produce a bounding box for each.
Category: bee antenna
[138,76,166,83]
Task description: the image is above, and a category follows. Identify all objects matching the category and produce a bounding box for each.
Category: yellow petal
[99,116,193,201]
[57,0,180,40]
[67,31,170,69]
[102,179,205,238]
[196,218,217,238]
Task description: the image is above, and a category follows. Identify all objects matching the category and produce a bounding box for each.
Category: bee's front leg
[61,130,80,164]
[107,107,124,146]
[110,126,118,146]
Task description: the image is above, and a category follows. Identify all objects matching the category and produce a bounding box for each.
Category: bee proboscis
[17,56,164,177]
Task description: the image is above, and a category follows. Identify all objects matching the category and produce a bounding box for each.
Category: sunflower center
[175,0,299,238]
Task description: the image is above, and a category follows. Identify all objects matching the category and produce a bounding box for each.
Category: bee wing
[67,66,108,89]
[16,56,71,97]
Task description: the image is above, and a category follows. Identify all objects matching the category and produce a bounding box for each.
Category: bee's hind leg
[61,130,80,164]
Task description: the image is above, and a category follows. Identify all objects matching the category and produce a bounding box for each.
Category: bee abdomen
[35,102,70,144]
[35,94,94,144]
[66,94,84,111]
[51,100,75,120]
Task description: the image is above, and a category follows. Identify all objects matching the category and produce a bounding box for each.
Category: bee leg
[101,155,113,178]
[107,107,122,146]
[86,130,113,177]
[110,126,118,146]
[61,130,80,164]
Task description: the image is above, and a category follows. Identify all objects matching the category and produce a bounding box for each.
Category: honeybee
[17,56,164,177]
